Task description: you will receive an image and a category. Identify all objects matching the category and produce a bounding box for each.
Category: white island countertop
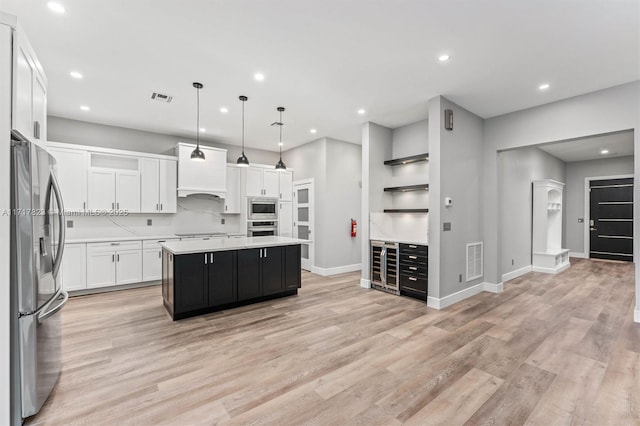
[161,236,307,255]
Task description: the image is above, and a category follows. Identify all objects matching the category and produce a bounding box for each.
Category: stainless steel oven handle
[38,290,68,324]
[50,172,66,279]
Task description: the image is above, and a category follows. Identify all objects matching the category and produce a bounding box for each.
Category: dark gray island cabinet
[161,237,303,320]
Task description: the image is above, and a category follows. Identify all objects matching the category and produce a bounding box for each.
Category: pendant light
[190,82,205,161]
[236,95,250,167]
[274,107,286,170]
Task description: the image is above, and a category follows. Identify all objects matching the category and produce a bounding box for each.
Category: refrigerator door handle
[38,290,68,324]
[49,172,66,279]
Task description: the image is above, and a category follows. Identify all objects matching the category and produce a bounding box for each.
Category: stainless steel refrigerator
[10,130,68,420]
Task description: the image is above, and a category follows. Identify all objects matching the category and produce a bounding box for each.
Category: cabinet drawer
[400,263,427,277]
[400,243,428,256]
[400,275,427,295]
[399,253,427,266]
[89,240,142,252]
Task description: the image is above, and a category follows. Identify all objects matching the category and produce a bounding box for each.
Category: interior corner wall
[499,146,566,277]
[436,97,485,297]
[483,81,640,320]
[47,116,281,165]
[565,155,634,255]
[427,98,442,299]
[282,138,327,268]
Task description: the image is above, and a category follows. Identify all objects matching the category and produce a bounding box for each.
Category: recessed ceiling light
[47,2,65,13]
[438,54,451,62]
[200,128,206,132]
[80,105,90,111]
[600,149,609,155]
[310,128,317,134]
[69,71,83,79]
[254,73,265,81]
[538,83,550,90]
[357,109,366,115]
[219,107,228,113]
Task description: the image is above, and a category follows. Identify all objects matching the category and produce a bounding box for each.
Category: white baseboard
[532,262,570,274]
[502,265,532,282]
[360,278,371,289]
[426,296,441,309]
[635,307,640,324]
[314,263,361,277]
[483,282,504,293]
[570,252,587,259]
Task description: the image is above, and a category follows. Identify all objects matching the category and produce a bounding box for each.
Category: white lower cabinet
[142,239,178,281]
[61,243,87,291]
[86,241,142,288]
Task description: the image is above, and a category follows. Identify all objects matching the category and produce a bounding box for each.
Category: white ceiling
[3,0,639,152]
[537,130,635,162]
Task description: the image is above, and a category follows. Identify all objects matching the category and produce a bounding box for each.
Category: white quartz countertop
[369,237,428,246]
[66,233,247,244]
[161,236,307,255]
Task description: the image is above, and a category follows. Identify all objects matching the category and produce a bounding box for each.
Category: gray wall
[48,116,280,165]
[483,81,639,313]
[434,97,485,297]
[392,119,428,159]
[499,147,566,276]
[565,156,634,254]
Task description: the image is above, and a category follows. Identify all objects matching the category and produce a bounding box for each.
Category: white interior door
[293,180,314,271]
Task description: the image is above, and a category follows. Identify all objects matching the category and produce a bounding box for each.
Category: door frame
[583,174,634,258]
[293,178,314,272]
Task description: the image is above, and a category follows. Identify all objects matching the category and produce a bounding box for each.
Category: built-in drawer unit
[399,243,428,301]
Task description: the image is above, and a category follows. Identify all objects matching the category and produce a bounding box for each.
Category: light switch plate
[66,220,73,228]
[221,218,225,225]
[147,219,152,226]
[443,222,451,231]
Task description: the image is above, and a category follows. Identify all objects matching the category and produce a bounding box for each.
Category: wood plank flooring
[27,258,639,425]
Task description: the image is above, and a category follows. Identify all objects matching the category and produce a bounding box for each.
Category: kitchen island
[161,236,305,320]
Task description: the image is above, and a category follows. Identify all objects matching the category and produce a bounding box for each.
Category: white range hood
[176,143,227,198]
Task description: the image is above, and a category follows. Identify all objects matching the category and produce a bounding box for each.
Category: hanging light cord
[279,109,283,156]
[196,87,200,147]
[241,99,245,155]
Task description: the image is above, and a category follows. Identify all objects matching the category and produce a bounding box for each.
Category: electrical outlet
[147,219,152,226]
[443,222,452,231]
[66,220,73,228]
[459,274,462,283]
[221,218,225,225]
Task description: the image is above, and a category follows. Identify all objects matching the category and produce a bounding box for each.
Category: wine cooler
[370,240,399,294]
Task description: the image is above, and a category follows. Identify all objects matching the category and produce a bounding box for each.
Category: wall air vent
[466,242,483,281]
[151,92,173,103]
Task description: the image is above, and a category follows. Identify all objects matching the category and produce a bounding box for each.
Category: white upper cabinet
[12,29,47,141]
[115,170,141,212]
[141,158,177,213]
[88,169,116,210]
[246,166,280,198]
[224,165,241,214]
[50,147,88,211]
[177,143,227,197]
[278,170,293,201]
[279,201,293,237]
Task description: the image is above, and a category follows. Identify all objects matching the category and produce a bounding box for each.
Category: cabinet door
[116,170,141,213]
[237,248,261,300]
[279,201,293,237]
[88,169,116,210]
[61,244,87,291]
[13,41,33,139]
[224,166,240,214]
[262,246,284,296]
[246,167,263,197]
[50,148,88,211]
[159,159,177,213]
[142,248,162,281]
[32,73,47,141]
[87,249,116,288]
[140,158,159,213]
[263,170,280,198]
[174,253,208,313]
[116,249,142,285]
[278,171,293,201]
[208,251,237,306]
[284,245,301,290]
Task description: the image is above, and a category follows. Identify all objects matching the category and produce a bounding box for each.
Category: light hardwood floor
[27,258,639,425]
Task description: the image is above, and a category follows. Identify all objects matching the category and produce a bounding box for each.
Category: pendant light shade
[236,95,250,167]
[190,82,205,161]
[274,106,286,170]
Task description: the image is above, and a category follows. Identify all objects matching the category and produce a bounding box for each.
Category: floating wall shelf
[383,209,429,213]
[384,184,429,192]
[384,153,429,166]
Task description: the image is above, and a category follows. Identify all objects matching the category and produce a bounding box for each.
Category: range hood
[176,143,227,198]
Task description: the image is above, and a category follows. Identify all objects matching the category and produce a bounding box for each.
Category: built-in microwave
[248,198,278,221]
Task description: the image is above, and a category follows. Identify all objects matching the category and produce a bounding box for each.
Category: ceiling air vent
[151,92,173,103]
